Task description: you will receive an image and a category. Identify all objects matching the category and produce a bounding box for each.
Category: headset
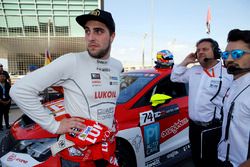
[196,38,223,111]
[196,38,222,59]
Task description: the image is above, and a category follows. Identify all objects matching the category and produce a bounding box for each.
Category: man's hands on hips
[56,117,86,134]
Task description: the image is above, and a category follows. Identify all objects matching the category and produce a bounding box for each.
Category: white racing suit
[10,51,123,166]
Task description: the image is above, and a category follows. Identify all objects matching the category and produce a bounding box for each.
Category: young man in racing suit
[217,29,250,167]
[170,38,233,167]
[10,9,123,167]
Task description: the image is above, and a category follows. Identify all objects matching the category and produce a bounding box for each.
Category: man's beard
[226,62,250,75]
[88,43,111,59]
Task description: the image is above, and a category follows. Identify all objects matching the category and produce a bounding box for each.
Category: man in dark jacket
[0,73,11,131]
[0,64,11,85]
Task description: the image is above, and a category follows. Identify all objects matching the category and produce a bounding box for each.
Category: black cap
[76,9,115,33]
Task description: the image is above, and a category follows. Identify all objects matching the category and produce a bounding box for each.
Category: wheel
[0,130,17,157]
[115,139,137,167]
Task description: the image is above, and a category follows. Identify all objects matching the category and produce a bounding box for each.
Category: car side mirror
[150,94,172,107]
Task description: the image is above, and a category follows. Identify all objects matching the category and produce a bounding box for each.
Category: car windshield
[117,72,158,104]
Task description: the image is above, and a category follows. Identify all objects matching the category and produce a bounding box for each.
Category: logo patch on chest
[91,73,101,79]
[94,91,117,99]
[91,73,101,86]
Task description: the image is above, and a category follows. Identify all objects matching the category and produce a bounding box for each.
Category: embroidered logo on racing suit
[78,123,103,144]
[91,73,101,86]
[96,67,110,72]
[97,107,115,121]
[55,117,118,166]
[91,73,101,79]
[94,91,116,99]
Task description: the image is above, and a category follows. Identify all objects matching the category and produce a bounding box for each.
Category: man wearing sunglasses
[171,38,233,167]
[217,29,250,167]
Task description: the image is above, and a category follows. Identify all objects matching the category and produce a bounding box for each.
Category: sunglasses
[222,49,250,60]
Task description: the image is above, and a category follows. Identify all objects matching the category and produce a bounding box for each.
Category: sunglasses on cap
[222,49,250,60]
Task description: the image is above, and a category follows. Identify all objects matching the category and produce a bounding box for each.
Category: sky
[1,0,249,70]
[104,0,250,66]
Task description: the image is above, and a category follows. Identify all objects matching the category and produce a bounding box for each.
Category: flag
[44,49,52,65]
[206,7,211,34]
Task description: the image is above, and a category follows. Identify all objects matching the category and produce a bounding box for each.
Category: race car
[115,67,190,167]
[0,66,190,167]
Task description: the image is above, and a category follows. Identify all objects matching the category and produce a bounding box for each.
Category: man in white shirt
[10,9,123,167]
[217,29,250,167]
[171,38,233,167]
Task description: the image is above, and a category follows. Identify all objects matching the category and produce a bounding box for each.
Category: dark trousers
[189,119,221,167]
[217,159,233,167]
[0,103,10,129]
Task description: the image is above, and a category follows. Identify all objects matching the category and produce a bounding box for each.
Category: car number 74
[139,110,155,126]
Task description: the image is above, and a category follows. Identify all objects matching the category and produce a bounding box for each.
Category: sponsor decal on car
[140,110,155,126]
[145,143,191,167]
[167,150,179,159]
[143,122,160,157]
[1,152,40,166]
[154,104,179,120]
[45,99,65,115]
[161,118,189,139]
[129,134,142,153]
[145,157,161,167]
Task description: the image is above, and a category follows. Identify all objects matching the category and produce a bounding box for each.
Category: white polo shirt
[218,72,250,167]
[170,62,233,122]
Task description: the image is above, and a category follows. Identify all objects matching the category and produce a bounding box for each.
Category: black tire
[0,131,18,158]
[116,138,137,167]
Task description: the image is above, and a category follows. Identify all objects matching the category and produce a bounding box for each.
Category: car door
[135,75,189,165]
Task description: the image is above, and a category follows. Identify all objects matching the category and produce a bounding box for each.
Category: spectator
[0,73,11,131]
[171,38,233,167]
[217,29,250,167]
[0,63,11,85]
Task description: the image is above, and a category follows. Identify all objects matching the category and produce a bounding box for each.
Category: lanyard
[224,84,250,141]
[222,84,250,162]
[204,68,215,77]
